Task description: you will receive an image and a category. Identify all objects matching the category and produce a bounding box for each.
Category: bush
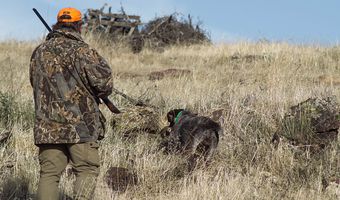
[141,14,210,48]
[0,92,34,129]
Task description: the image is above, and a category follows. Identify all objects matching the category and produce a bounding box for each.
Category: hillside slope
[0,39,339,199]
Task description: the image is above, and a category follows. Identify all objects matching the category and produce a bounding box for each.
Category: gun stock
[102,97,121,114]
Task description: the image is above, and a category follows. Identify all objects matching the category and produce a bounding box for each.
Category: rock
[111,106,161,137]
[104,167,138,192]
[277,96,339,146]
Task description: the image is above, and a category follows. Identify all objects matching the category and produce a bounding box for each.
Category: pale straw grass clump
[0,37,339,199]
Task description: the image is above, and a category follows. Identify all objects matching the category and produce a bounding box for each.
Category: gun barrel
[33,8,52,32]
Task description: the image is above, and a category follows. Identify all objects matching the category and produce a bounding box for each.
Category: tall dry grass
[0,36,339,199]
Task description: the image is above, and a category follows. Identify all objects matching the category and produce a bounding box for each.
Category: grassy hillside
[0,38,339,199]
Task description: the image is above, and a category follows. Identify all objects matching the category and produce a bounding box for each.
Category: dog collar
[174,111,183,124]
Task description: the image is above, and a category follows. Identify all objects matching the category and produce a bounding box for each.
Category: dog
[161,109,223,170]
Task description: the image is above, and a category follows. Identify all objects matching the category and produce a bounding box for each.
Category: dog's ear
[167,110,176,126]
[211,109,224,122]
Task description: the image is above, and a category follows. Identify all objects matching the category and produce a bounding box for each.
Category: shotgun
[32,8,121,114]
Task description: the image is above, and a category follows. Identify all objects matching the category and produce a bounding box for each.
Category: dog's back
[178,115,221,142]
[169,111,222,164]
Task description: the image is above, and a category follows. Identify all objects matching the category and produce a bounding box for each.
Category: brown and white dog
[161,109,223,170]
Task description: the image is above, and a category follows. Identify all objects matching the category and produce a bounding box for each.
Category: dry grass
[0,37,339,199]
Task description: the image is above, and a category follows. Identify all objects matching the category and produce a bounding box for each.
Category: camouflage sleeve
[29,46,40,87]
[29,59,35,87]
[78,47,113,98]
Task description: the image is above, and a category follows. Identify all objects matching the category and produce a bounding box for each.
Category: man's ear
[76,21,82,33]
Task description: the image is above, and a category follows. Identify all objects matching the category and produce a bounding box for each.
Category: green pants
[36,142,100,200]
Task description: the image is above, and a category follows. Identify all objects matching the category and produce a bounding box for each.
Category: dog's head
[166,109,185,127]
[166,109,198,127]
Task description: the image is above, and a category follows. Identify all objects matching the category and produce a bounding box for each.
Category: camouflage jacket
[30,28,113,144]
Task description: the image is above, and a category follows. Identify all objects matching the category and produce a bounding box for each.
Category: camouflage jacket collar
[46,28,83,42]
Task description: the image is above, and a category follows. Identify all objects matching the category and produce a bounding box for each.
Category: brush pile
[83,5,141,37]
[83,5,210,52]
[141,14,210,48]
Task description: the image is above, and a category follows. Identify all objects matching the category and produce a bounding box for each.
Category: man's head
[57,8,81,23]
[53,7,82,32]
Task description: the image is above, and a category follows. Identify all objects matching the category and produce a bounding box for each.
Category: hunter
[30,8,112,200]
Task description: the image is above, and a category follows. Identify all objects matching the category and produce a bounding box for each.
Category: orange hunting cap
[57,7,82,23]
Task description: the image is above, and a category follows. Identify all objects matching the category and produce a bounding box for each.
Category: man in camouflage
[30,8,112,200]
